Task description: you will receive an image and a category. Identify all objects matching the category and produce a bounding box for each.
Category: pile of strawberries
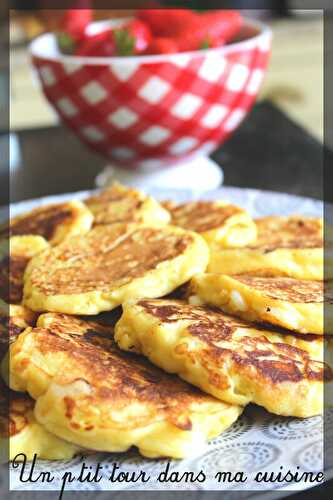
[56,7,243,57]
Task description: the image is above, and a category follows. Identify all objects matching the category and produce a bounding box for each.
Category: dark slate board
[212,100,327,201]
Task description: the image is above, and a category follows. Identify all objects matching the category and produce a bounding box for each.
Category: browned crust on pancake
[235,269,293,278]
[0,204,75,241]
[32,226,193,296]
[8,394,34,437]
[138,299,246,329]
[0,316,25,360]
[0,304,36,361]
[232,276,326,304]
[162,201,242,233]
[0,255,29,304]
[28,314,222,432]
[138,299,332,387]
[250,216,323,251]
[85,185,145,225]
[0,380,35,438]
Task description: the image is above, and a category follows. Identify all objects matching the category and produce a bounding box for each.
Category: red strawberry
[57,2,92,54]
[175,10,242,52]
[173,20,209,53]
[75,20,152,58]
[61,9,92,39]
[199,10,243,44]
[137,9,196,37]
[144,37,179,55]
[113,19,152,56]
[176,27,226,52]
[75,29,115,57]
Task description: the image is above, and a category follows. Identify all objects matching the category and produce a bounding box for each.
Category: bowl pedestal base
[95,155,223,192]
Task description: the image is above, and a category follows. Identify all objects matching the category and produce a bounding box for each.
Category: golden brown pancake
[190,274,331,334]
[230,276,324,302]
[0,236,49,304]
[1,201,93,245]
[253,216,323,250]
[0,300,37,386]
[8,313,242,459]
[1,252,30,305]
[23,223,209,314]
[208,216,324,279]
[0,308,81,461]
[0,303,36,360]
[116,299,332,417]
[162,200,257,247]
[85,183,170,226]
[0,380,81,461]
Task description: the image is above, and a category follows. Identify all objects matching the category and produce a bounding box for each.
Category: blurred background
[1,3,328,204]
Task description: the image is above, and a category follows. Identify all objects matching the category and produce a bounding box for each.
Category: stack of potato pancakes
[1,183,332,461]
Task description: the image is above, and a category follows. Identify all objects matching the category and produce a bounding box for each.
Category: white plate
[7,187,328,496]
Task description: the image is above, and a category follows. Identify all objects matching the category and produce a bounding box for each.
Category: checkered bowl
[30,19,272,169]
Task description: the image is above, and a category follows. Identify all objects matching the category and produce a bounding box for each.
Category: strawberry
[75,20,152,57]
[59,0,93,39]
[113,19,152,56]
[57,2,92,54]
[61,8,92,40]
[75,29,115,57]
[174,10,242,52]
[137,9,196,37]
[176,27,226,52]
[198,10,243,44]
[144,37,179,55]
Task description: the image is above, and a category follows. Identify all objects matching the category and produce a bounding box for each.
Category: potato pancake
[85,183,170,226]
[23,224,209,314]
[208,216,324,280]
[116,299,332,417]
[7,313,242,459]
[162,200,256,247]
[1,201,93,245]
[190,274,331,334]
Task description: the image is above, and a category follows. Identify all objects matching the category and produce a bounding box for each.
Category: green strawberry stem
[57,32,76,55]
[199,37,211,50]
[114,29,136,56]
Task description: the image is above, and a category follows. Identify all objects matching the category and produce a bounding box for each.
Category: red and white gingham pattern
[32,33,271,169]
